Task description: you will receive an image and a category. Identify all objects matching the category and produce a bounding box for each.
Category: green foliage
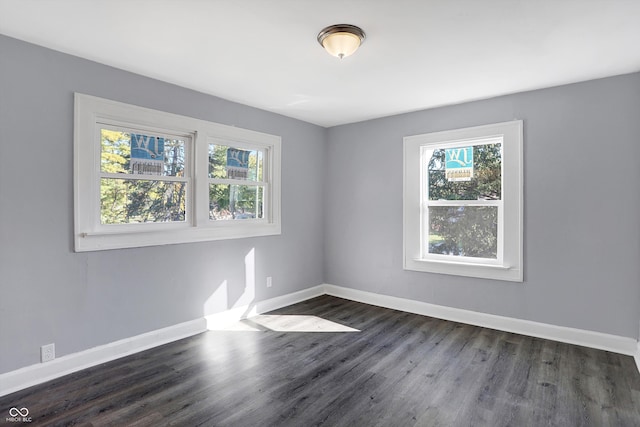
[429,207,498,258]
[125,181,185,222]
[428,144,501,201]
[209,145,230,216]
[100,131,129,224]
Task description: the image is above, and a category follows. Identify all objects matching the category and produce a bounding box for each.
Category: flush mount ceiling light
[317,24,366,59]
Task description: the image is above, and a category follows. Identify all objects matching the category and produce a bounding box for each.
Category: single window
[74,94,281,251]
[403,121,523,281]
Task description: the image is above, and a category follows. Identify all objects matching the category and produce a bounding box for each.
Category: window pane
[100,178,186,224]
[209,184,264,220]
[208,144,263,181]
[100,129,185,177]
[428,206,498,258]
[427,143,501,201]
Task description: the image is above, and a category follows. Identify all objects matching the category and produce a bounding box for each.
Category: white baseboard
[2,283,637,397]
[0,285,326,398]
[323,284,638,357]
[0,318,207,398]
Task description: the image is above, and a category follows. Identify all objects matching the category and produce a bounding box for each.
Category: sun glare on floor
[209,314,360,332]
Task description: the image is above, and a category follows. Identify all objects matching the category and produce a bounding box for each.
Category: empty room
[1,1,640,425]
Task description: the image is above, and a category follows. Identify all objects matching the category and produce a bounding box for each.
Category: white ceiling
[1,0,639,127]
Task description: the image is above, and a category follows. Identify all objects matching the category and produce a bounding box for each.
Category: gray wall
[324,72,640,339]
[2,33,639,376]
[0,35,326,374]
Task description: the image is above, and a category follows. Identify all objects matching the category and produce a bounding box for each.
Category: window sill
[414,258,511,270]
[404,257,522,282]
[75,223,281,252]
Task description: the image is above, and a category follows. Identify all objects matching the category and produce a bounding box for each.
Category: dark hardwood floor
[2,295,640,426]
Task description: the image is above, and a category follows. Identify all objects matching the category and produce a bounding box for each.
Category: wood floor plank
[1,295,639,426]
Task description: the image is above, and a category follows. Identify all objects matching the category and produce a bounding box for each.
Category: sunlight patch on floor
[209,315,360,332]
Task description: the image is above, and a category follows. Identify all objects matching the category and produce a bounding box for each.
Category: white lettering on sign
[445,147,474,182]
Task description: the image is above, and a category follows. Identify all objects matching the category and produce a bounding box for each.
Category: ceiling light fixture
[317,24,366,59]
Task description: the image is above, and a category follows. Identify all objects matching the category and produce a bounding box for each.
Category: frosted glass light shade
[318,24,366,59]
[321,32,361,58]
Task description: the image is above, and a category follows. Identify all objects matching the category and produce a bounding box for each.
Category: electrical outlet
[266,276,272,288]
[41,343,55,363]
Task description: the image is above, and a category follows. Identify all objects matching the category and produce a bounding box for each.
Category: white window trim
[74,93,281,252]
[403,121,523,282]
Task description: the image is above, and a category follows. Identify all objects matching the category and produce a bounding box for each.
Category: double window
[403,121,523,281]
[74,94,281,251]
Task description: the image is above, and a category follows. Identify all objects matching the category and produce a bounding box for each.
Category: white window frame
[74,93,281,252]
[403,121,523,282]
